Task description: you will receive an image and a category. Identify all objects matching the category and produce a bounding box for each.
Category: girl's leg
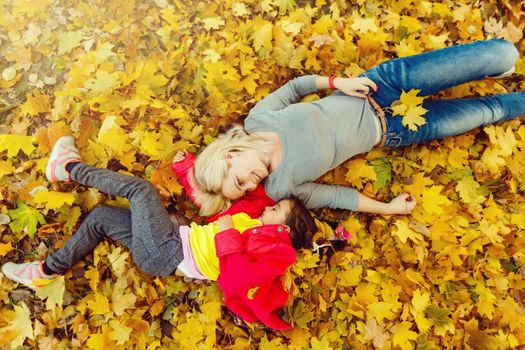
[382,92,525,147]
[62,163,183,276]
[45,206,133,274]
[363,39,519,108]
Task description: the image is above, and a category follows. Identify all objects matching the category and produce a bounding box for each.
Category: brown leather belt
[367,95,387,147]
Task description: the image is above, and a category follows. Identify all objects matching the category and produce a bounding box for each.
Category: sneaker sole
[2,263,38,290]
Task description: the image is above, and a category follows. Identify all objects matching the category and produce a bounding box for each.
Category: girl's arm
[171,151,198,204]
[294,182,416,215]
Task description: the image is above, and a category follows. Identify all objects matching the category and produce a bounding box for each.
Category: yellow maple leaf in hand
[0,134,35,158]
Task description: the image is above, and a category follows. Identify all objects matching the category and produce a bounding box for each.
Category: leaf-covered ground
[1,0,525,349]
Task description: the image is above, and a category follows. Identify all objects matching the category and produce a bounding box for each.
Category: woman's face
[221,150,269,200]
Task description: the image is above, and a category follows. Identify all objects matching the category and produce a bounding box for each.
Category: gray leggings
[45,163,182,276]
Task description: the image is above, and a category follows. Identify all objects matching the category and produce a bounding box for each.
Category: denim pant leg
[46,206,133,274]
[383,93,525,146]
[360,39,521,147]
[362,39,519,107]
[47,163,182,276]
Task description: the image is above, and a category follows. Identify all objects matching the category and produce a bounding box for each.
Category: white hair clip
[312,242,332,253]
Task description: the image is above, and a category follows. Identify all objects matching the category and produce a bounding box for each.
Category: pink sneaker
[2,261,59,290]
[45,136,82,183]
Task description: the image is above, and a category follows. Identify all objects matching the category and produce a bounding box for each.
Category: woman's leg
[57,163,183,276]
[382,92,525,147]
[363,39,519,108]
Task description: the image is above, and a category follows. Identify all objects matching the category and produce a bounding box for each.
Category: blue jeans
[362,39,523,147]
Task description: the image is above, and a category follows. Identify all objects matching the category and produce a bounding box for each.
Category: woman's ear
[223,151,238,160]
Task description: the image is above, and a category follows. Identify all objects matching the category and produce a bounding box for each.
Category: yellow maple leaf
[421,186,450,214]
[87,292,111,315]
[111,277,137,316]
[402,105,428,131]
[456,176,486,206]
[97,115,133,154]
[393,220,423,244]
[109,320,132,346]
[0,242,13,257]
[252,18,273,52]
[400,89,424,106]
[411,289,430,313]
[0,134,35,158]
[448,147,469,168]
[400,15,421,33]
[0,160,15,179]
[232,2,249,17]
[368,302,396,323]
[19,90,50,116]
[2,303,34,348]
[84,70,119,94]
[351,16,378,34]
[33,190,75,210]
[57,30,84,55]
[202,17,225,31]
[345,158,377,189]
[392,321,418,350]
[35,276,65,310]
[474,283,496,319]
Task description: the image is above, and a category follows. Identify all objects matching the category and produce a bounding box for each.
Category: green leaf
[370,158,392,189]
[425,304,452,328]
[8,201,46,237]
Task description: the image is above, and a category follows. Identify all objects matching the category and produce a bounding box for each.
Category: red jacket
[214,224,296,330]
[171,153,275,222]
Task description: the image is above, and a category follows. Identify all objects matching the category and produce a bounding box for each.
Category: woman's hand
[333,77,378,99]
[386,193,417,215]
[173,150,187,163]
[216,215,234,231]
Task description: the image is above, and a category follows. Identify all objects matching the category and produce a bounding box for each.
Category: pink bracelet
[328,75,337,91]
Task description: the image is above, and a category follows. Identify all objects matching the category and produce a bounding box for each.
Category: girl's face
[221,150,269,200]
[259,200,292,225]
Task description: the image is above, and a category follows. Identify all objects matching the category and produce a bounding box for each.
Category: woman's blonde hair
[192,125,273,216]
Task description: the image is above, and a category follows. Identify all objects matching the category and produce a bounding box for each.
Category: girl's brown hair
[285,197,348,260]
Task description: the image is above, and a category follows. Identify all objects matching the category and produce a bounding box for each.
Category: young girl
[2,136,336,329]
[189,39,522,217]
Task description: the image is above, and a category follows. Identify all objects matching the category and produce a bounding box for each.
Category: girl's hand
[173,150,187,163]
[216,215,234,231]
[333,77,378,99]
[387,193,417,215]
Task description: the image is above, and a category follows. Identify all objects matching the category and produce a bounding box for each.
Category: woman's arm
[316,76,378,99]
[357,192,416,215]
[294,182,416,215]
[248,75,319,115]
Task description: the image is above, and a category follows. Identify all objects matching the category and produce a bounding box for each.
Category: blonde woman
[186,39,522,217]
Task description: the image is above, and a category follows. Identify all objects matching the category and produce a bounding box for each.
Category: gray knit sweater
[244,75,378,211]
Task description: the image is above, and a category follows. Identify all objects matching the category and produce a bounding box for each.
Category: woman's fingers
[361,77,378,91]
